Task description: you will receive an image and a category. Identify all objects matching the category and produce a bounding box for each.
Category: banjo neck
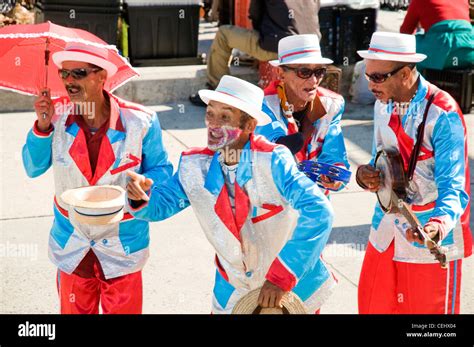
[390,192,447,268]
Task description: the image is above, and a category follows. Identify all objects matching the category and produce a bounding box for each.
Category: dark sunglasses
[283,66,327,79]
[365,64,415,84]
[58,67,102,80]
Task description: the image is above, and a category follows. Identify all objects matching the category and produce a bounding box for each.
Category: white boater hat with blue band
[61,185,126,225]
[269,34,333,67]
[357,32,427,63]
[198,75,272,126]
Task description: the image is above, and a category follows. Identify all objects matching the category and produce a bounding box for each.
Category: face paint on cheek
[207,124,243,150]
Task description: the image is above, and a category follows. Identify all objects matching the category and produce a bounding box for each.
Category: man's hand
[257,280,287,308]
[320,174,343,190]
[406,223,440,246]
[126,171,153,201]
[34,88,54,132]
[356,164,381,192]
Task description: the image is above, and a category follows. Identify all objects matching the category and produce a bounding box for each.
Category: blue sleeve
[265,145,334,291]
[254,101,287,142]
[139,113,173,183]
[430,111,469,234]
[129,156,190,222]
[21,122,53,178]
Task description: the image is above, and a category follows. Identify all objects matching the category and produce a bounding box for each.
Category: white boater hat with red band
[357,32,427,63]
[269,34,333,67]
[53,42,118,78]
[198,75,272,126]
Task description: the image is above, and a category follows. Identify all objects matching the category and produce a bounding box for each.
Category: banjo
[375,149,447,268]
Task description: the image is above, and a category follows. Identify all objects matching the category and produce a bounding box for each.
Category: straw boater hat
[357,32,427,63]
[198,75,272,125]
[53,42,118,77]
[60,185,126,225]
[269,34,333,67]
[232,288,307,314]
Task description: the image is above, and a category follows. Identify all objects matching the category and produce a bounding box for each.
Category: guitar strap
[406,87,438,182]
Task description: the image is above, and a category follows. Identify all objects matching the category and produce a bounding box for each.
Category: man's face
[60,61,106,102]
[279,63,326,104]
[205,100,256,151]
[365,59,411,103]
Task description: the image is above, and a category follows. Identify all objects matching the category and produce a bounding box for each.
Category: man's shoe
[189,82,215,107]
[189,92,207,107]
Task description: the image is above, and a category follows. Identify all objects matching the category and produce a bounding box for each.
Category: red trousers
[358,241,462,314]
[57,267,143,314]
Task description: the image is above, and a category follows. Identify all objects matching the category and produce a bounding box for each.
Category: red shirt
[69,115,111,278]
[400,0,470,34]
[70,114,110,175]
[68,115,111,278]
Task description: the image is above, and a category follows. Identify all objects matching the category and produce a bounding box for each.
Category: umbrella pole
[42,38,50,120]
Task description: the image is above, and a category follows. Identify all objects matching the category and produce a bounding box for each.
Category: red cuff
[332,162,348,168]
[33,120,54,137]
[265,258,296,291]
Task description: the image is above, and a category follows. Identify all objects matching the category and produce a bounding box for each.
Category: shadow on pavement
[328,224,371,246]
[156,102,206,131]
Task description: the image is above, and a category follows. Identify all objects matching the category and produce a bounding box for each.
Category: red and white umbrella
[0,21,138,98]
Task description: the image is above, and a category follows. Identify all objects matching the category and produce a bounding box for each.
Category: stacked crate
[35,0,121,45]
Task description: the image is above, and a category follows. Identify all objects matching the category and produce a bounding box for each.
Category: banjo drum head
[375,151,393,212]
[374,149,408,213]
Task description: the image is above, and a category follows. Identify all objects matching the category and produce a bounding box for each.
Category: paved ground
[0,100,472,314]
[0,9,472,314]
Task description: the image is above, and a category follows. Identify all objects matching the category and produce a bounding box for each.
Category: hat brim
[60,185,125,210]
[70,207,124,226]
[357,50,427,63]
[52,51,118,78]
[269,56,334,67]
[61,185,126,226]
[232,288,308,314]
[198,89,271,126]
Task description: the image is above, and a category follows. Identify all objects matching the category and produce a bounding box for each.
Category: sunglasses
[365,64,415,84]
[283,66,327,79]
[58,67,102,80]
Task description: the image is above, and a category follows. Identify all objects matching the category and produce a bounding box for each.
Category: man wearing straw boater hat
[22,42,173,314]
[256,34,349,194]
[355,32,471,314]
[127,75,336,314]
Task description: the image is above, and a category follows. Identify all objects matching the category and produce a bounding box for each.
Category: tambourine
[298,160,351,191]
